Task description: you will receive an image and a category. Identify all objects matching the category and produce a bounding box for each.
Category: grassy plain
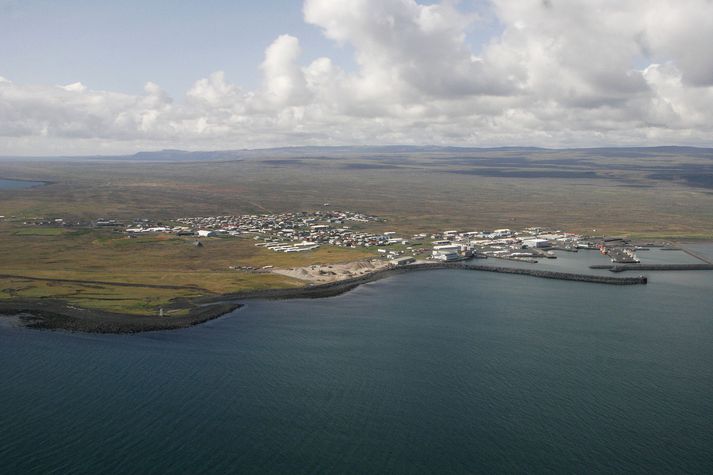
[0,224,372,315]
[1,146,713,316]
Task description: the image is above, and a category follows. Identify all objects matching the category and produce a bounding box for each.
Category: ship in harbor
[609,247,640,264]
[598,244,640,263]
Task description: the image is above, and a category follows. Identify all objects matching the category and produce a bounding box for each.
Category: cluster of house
[253,221,420,255]
[121,210,407,253]
[21,217,70,226]
[175,210,378,235]
[17,208,645,268]
[121,211,378,236]
[122,214,591,262]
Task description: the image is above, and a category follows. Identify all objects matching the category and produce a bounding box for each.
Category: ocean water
[2,246,713,473]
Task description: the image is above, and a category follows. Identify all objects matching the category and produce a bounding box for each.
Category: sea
[0,178,44,190]
[2,245,713,473]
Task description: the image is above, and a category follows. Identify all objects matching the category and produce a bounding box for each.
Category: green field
[13,227,68,236]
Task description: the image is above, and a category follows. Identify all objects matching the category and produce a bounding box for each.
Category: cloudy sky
[2,0,713,155]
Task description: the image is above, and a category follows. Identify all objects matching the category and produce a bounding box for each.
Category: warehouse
[523,238,551,249]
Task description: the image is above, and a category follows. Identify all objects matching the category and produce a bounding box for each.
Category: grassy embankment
[0,224,374,316]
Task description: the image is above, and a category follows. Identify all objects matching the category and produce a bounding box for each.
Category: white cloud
[260,34,310,107]
[186,71,237,107]
[2,0,713,154]
[59,82,88,93]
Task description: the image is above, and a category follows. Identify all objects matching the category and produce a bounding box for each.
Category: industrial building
[523,238,551,249]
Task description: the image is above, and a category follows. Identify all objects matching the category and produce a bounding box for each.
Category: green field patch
[0,268,304,315]
[14,227,67,236]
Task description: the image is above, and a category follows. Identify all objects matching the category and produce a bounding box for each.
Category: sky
[1,0,713,155]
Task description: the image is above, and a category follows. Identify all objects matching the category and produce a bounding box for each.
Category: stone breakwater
[461,264,648,284]
[590,264,713,272]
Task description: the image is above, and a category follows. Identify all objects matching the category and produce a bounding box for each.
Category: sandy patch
[272,259,392,283]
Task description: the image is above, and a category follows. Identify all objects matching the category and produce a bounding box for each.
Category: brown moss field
[2,147,713,235]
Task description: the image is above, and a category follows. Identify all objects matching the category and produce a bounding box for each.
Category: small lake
[0,178,45,190]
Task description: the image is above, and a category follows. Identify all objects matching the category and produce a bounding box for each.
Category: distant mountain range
[3,145,713,161]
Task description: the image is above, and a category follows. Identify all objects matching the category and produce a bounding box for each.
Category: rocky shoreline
[1,262,649,334]
[0,299,242,334]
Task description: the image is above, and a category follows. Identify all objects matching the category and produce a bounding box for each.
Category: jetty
[591,264,713,273]
[461,264,647,284]
[680,246,713,265]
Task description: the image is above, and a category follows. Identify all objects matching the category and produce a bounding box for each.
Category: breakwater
[591,264,713,272]
[462,264,647,284]
[204,263,648,305]
[680,246,713,264]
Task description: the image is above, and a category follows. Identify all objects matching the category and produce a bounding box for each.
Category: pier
[460,264,648,284]
[680,246,713,265]
[591,264,713,273]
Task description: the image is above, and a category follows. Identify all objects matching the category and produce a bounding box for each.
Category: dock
[680,246,713,265]
[590,264,713,272]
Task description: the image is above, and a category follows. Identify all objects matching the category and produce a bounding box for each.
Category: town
[121,212,657,266]
[11,209,656,267]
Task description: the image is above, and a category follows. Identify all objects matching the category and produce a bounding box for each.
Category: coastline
[1,262,648,334]
[0,299,242,334]
[198,262,649,305]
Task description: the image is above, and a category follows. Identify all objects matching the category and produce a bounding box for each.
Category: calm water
[0,178,44,190]
[2,246,713,473]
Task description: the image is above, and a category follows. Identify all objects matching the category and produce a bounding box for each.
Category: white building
[523,238,551,248]
[490,229,512,238]
[433,251,461,262]
[433,244,462,253]
[432,244,465,261]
